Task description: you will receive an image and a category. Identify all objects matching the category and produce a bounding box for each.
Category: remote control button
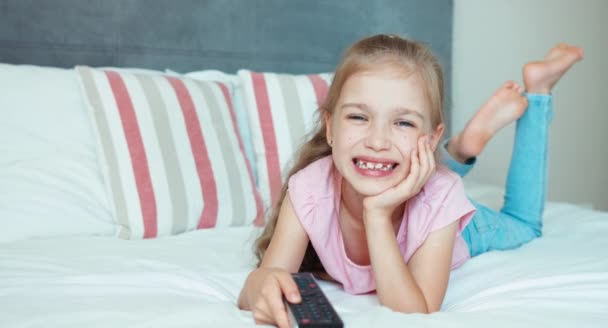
[286,273,344,327]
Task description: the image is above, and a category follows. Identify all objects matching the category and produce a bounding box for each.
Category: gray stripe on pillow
[198,82,245,226]
[77,66,131,238]
[137,75,188,234]
[276,74,307,154]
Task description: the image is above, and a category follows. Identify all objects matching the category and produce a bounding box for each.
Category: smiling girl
[237,34,583,328]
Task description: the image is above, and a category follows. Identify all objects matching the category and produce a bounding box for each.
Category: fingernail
[290,292,300,302]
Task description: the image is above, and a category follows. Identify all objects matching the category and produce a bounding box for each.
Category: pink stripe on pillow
[251,72,282,208]
[216,82,265,226]
[307,74,329,107]
[166,76,219,229]
[105,71,158,238]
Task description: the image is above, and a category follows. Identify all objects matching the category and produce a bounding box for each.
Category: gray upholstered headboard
[1,0,453,116]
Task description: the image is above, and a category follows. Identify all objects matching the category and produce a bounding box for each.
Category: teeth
[355,159,395,171]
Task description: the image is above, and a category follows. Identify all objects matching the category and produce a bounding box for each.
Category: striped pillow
[76,66,263,239]
[237,70,332,209]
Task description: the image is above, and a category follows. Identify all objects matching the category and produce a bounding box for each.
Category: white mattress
[1,202,607,327]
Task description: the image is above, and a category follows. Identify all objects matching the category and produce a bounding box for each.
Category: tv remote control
[284,272,343,328]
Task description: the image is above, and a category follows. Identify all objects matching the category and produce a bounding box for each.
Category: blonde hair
[254,34,446,273]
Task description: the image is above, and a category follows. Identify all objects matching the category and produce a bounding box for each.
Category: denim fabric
[443,94,553,257]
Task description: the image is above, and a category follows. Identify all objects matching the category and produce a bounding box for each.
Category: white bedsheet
[1,202,607,327]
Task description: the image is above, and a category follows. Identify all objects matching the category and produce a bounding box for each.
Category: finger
[413,137,428,187]
[422,137,435,173]
[419,137,436,178]
[276,273,301,304]
[254,317,277,327]
[253,308,274,326]
[256,279,289,328]
[417,137,430,183]
[413,136,435,192]
[410,146,420,178]
[275,274,300,328]
[397,148,420,193]
[255,276,285,322]
[426,140,436,178]
[411,147,421,183]
[417,137,426,166]
[418,141,435,186]
[252,299,273,323]
[268,294,290,328]
[390,146,420,200]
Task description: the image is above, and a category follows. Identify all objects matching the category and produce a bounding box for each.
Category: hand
[243,267,301,328]
[363,135,436,218]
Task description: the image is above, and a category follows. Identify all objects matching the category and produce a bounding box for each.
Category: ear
[430,123,445,152]
[324,111,332,144]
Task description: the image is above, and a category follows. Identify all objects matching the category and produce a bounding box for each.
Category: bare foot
[448,81,528,162]
[524,43,584,94]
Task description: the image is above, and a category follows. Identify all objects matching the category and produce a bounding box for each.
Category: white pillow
[0,64,116,242]
[100,67,172,76]
[75,66,264,239]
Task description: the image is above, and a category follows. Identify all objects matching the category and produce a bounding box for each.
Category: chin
[348,174,405,197]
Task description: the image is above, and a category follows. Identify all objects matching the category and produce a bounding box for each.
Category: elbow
[390,305,430,315]
[377,286,441,314]
[426,304,441,313]
[381,300,431,314]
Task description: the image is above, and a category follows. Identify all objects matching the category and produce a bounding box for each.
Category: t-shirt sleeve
[287,173,318,230]
[286,156,335,231]
[428,174,476,234]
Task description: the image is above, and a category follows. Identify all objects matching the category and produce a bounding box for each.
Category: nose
[365,122,391,151]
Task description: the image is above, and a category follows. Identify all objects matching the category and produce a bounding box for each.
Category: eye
[347,114,367,121]
[396,120,415,128]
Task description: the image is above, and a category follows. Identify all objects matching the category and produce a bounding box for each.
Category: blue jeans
[442,94,553,257]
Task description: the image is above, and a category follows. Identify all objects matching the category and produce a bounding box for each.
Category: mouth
[352,157,399,172]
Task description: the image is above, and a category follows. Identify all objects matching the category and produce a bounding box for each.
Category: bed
[2,1,608,327]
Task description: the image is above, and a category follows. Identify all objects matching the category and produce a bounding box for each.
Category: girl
[238,34,583,327]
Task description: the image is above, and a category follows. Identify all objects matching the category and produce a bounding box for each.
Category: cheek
[335,127,359,146]
[396,133,419,155]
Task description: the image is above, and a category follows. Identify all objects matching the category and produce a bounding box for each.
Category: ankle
[446,136,475,164]
[525,86,551,94]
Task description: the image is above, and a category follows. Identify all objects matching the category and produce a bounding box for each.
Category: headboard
[1,0,453,118]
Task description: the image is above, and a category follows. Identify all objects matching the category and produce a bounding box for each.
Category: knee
[529,221,543,238]
[521,222,542,245]
[512,218,542,246]
[513,213,543,238]
[533,226,543,238]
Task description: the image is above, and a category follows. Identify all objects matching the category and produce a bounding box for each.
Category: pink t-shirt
[288,156,476,294]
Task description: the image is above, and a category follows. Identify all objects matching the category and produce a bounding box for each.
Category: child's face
[327,69,436,197]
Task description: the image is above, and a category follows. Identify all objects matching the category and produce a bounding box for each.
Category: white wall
[452,0,608,211]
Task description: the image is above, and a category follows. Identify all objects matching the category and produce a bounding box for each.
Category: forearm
[364,216,429,313]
